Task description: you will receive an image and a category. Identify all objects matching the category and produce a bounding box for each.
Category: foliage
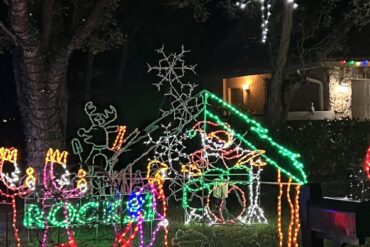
[82,0,124,54]
[0,33,11,54]
[273,119,370,196]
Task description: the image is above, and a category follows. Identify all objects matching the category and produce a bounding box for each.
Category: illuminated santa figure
[0,147,32,247]
[41,148,87,247]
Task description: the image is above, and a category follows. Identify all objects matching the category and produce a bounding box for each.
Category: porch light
[243,84,250,93]
[338,79,349,94]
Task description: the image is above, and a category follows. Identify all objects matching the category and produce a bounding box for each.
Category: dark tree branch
[40,0,55,52]
[49,0,109,74]
[67,0,107,51]
[0,20,16,43]
[9,0,39,48]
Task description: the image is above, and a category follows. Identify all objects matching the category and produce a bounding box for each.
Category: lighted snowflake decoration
[147,45,196,90]
[147,45,201,126]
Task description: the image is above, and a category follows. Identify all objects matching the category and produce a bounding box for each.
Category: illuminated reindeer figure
[0,147,32,247]
[41,148,86,247]
[72,101,126,173]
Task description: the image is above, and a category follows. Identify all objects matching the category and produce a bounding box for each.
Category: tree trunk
[115,42,130,87]
[265,2,294,128]
[114,22,141,87]
[84,50,95,101]
[12,46,67,170]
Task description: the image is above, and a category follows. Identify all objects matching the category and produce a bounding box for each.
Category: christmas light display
[276,170,301,247]
[365,146,370,179]
[114,160,169,247]
[0,147,32,247]
[71,101,129,175]
[144,46,306,230]
[348,146,370,201]
[236,0,298,43]
[24,167,36,190]
[19,45,308,246]
[338,60,370,67]
[41,148,85,247]
[25,198,144,228]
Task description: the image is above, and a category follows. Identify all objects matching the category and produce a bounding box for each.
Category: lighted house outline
[145,89,307,185]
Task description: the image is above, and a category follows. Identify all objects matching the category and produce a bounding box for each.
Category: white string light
[236,0,298,43]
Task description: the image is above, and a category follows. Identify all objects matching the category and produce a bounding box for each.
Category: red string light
[111,125,127,151]
[0,147,31,247]
[364,146,370,179]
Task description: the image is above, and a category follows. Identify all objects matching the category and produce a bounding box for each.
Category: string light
[0,147,31,247]
[236,0,297,43]
[24,167,36,190]
[115,160,169,247]
[365,146,370,179]
[277,170,283,247]
[111,125,127,151]
[286,179,294,247]
[338,60,370,67]
[41,148,82,247]
[293,185,301,247]
[204,91,307,185]
[76,168,88,194]
[72,101,132,175]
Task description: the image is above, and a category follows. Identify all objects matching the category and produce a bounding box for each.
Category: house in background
[221,60,370,121]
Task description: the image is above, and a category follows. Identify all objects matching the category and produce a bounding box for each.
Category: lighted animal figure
[41,149,87,247]
[72,101,126,173]
[0,147,32,247]
[114,160,169,247]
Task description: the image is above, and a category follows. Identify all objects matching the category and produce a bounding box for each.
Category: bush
[273,119,370,196]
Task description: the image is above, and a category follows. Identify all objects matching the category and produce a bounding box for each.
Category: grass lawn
[2,214,370,246]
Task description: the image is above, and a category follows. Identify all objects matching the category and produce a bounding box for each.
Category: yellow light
[0,147,18,163]
[46,148,68,164]
[293,185,301,247]
[25,167,36,190]
[236,150,265,166]
[181,163,202,177]
[146,160,169,184]
[77,168,88,193]
[111,125,126,151]
[287,178,294,247]
[277,170,283,247]
[242,83,250,92]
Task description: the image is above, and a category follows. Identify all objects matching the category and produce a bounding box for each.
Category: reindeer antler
[84,101,97,125]
[102,105,117,126]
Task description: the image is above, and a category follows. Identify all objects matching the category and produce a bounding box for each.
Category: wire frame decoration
[143,45,306,247]
[0,147,33,247]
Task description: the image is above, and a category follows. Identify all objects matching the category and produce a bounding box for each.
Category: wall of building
[223,74,269,115]
[328,66,370,119]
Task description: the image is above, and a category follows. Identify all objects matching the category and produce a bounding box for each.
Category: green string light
[24,204,45,229]
[47,202,77,227]
[199,90,307,184]
[76,201,99,224]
